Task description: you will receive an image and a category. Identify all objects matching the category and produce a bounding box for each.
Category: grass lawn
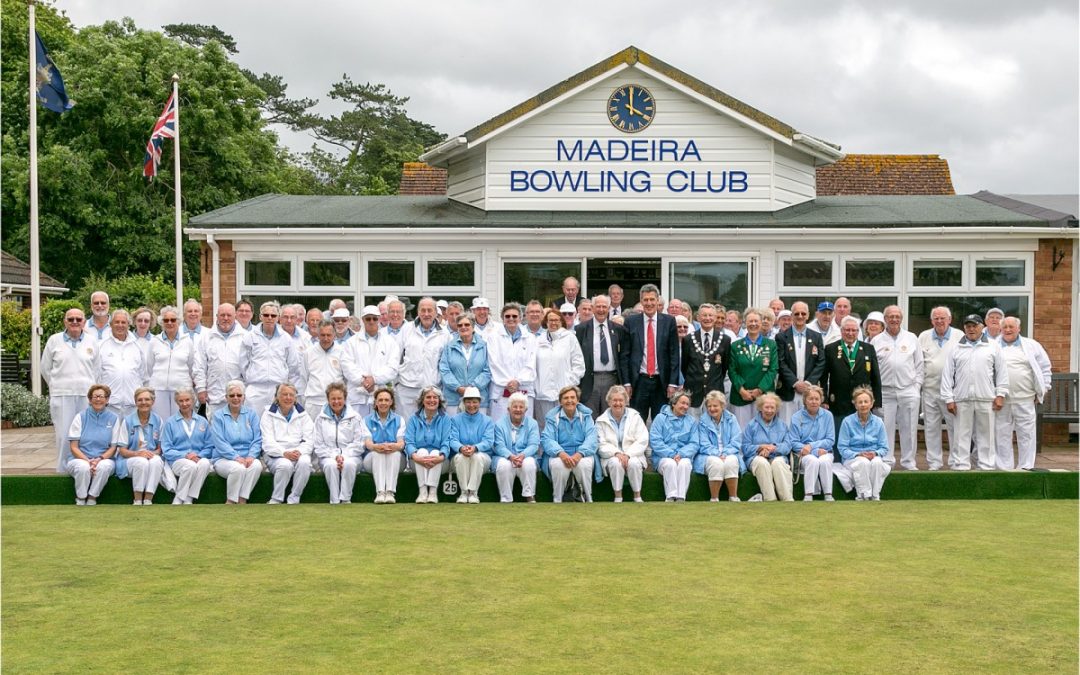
[3,501,1077,674]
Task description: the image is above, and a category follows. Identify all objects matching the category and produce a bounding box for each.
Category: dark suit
[619,312,679,421]
[821,339,882,435]
[775,327,826,401]
[681,329,731,408]
[575,319,626,413]
[551,296,582,310]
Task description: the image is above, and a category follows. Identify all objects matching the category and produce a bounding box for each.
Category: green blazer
[727,336,778,407]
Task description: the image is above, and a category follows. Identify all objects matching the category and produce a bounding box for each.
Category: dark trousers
[631,375,665,424]
[584,371,617,418]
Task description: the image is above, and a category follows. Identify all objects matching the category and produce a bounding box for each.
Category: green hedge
[0,383,51,427]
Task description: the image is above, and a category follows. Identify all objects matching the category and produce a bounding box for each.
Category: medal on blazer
[692,332,723,372]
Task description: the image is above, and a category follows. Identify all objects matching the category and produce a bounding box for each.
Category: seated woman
[406,386,452,504]
[116,387,172,505]
[210,380,263,504]
[260,383,314,505]
[695,390,744,502]
[66,384,127,505]
[533,308,585,427]
[541,385,598,503]
[649,390,699,502]
[492,392,541,503]
[449,387,495,504]
[741,393,793,501]
[785,385,836,502]
[161,387,213,505]
[313,382,367,504]
[838,386,890,501]
[595,385,648,503]
[362,387,406,504]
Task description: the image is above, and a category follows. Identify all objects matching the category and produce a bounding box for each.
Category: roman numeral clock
[608,84,655,133]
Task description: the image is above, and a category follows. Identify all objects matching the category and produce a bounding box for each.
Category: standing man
[872,305,924,469]
[807,301,839,345]
[94,310,145,419]
[194,303,246,418]
[330,308,355,343]
[239,301,301,417]
[723,309,745,340]
[524,300,546,338]
[486,303,537,422]
[300,320,344,412]
[87,291,112,341]
[576,294,625,416]
[832,297,861,341]
[821,316,882,436]
[471,298,498,337]
[941,315,1008,471]
[41,308,98,470]
[306,308,324,340]
[279,304,308,354]
[381,299,408,349]
[340,306,400,417]
[680,303,730,419]
[575,299,594,327]
[983,308,1005,340]
[775,301,826,423]
[443,301,464,335]
[180,298,205,346]
[768,298,785,319]
[918,306,961,470]
[995,317,1052,470]
[608,284,625,316]
[552,276,581,310]
[620,284,679,423]
[397,297,449,415]
[234,299,255,332]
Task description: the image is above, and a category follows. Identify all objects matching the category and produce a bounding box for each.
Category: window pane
[975,260,1025,287]
[245,260,290,286]
[845,260,894,287]
[361,295,475,321]
[779,296,897,325]
[912,260,962,287]
[670,262,748,313]
[503,262,581,308]
[783,260,832,287]
[247,295,342,316]
[368,260,415,287]
[304,261,351,287]
[428,260,475,287]
[907,296,1028,335]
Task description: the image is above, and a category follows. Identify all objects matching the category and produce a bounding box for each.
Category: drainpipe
[206,234,220,310]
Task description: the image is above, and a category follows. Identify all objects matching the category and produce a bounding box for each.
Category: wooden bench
[0,350,24,386]
[1037,372,1079,451]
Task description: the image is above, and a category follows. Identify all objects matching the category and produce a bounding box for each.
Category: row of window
[782,256,1028,290]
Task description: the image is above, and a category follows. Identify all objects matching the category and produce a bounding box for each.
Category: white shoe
[385,492,396,504]
[286,496,300,505]
[468,492,480,504]
[416,486,429,504]
[374,492,387,504]
[456,493,468,504]
[709,498,719,503]
[76,498,87,506]
[183,499,194,505]
[748,494,763,502]
[824,494,835,502]
[728,496,741,502]
[267,498,283,505]
[143,498,154,505]
[426,491,439,504]
[803,495,815,502]
[133,500,143,506]
[870,495,881,501]
[500,498,513,503]
[613,497,624,503]
[665,497,676,502]
[633,497,644,503]
[86,497,97,506]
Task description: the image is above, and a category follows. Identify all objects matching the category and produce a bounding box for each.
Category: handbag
[565,474,586,503]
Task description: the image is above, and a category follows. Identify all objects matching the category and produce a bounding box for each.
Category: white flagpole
[172,73,182,309]
[28,0,42,396]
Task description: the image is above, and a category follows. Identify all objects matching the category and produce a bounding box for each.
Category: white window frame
[423,254,483,293]
[971,254,1032,290]
[664,255,756,309]
[300,258,355,293]
[237,254,296,293]
[363,256,421,294]
[841,257,898,292]
[908,256,965,292]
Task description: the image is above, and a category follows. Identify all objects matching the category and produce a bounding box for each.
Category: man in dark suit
[775,300,827,423]
[681,302,730,416]
[608,284,625,317]
[575,294,625,417]
[822,315,883,436]
[619,284,680,422]
[551,276,582,310]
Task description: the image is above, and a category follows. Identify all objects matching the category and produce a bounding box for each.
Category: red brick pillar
[199,239,237,318]
[1033,237,1075,443]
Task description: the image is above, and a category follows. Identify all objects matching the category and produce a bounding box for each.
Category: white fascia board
[419,136,468,165]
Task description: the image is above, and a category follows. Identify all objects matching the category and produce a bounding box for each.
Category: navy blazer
[575,320,627,403]
[821,339,882,423]
[619,312,680,390]
[775,327,827,401]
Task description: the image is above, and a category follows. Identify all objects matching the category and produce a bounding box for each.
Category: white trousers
[657,457,693,499]
[489,388,534,423]
[605,455,647,492]
[495,456,538,501]
[845,456,888,499]
[362,452,403,493]
[152,391,179,423]
[214,459,263,501]
[951,400,995,470]
[66,458,115,499]
[322,456,358,504]
[749,456,793,501]
[882,388,920,469]
[452,452,491,493]
[244,383,276,419]
[395,385,421,420]
[127,455,165,494]
[533,400,558,428]
[549,456,595,502]
[921,391,954,470]
[780,398,804,425]
[265,455,312,503]
[705,455,740,481]
[107,403,135,421]
[732,405,755,430]
[995,399,1037,470]
[799,453,834,495]
[412,449,448,489]
[51,395,88,471]
[171,457,211,503]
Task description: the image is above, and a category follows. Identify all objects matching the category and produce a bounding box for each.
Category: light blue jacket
[68,408,121,458]
[160,413,214,463]
[785,408,836,460]
[540,403,597,477]
[363,411,405,458]
[694,410,743,474]
[211,407,262,461]
[116,411,164,479]
[837,413,888,462]
[405,411,452,458]
[648,405,699,470]
[492,415,541,470]
[439,335,492,407]
[741,414,790,466]
[449,411,495,458]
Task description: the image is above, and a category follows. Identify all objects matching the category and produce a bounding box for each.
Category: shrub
[0,302,32,360]
[41,298,85,342]
[1,383,52,428]
[76,273,200,313]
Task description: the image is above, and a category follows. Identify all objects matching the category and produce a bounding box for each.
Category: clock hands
[625,86,643,117]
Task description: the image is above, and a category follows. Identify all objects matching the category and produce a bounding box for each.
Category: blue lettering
[556,140,582,162]
[606,171,627,192]
[680,140,702,162]
[707,171,726,193]
[689,170,707,193]
[631,140,648,162]
[552,171,585,192]
[510,170,529,192]
[607,140,628,162]
[658,140,678,161]
[584,140,604,161]
[531,171,552,192]
[667,170,688,193]
[729,170,748,192]
[629,170,651,193]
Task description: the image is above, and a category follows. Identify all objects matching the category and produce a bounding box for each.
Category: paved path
[2,425,1076,475]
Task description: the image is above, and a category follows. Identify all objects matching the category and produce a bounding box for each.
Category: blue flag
[34,32,73,113]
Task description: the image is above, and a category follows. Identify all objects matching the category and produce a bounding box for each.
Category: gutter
[206,233,220,310]
[419,136,468,165]
[793,133,845,163]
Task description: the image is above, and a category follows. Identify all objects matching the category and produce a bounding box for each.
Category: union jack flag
[143,93,177,180]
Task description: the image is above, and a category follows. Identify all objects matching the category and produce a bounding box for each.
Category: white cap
[360,305,380,318]
[559,302,576,314]
[471,297,490,309]
[864,311,885,326]
[985,307,1004,318]
[462,386,482,400]
[777,309,792,319]
[436,300,449,309]
[675,315,690,327]
[331,308,351,319]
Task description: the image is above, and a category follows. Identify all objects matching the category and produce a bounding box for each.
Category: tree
[241,69,317,127]
[162,23,238,54]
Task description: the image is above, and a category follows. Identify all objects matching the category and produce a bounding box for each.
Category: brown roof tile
[1,250,66,289]
[398,162,447,196]
[816,154,955,196]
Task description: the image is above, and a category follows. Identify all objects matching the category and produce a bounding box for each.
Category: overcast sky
[62,0,1078,194]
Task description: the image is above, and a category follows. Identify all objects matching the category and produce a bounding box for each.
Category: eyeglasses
[792,312,808,316]
[90,393,109,400]
[162,318,178,323]
[503,314,519,320]
[362,317,379,322]
[65,317,84,323]
[91,301,108,306]
[227,393,244,399]
[261,313,278,318]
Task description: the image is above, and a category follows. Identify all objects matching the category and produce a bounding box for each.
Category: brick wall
[1033,237,1075,442]
[199,239,236,318]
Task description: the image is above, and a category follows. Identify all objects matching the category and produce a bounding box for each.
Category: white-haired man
[917,306,961,470]
[340,306,400,417]
[871,305,924,469]
[239,301,301,417]
[94,309,146,418]
[995,317,1052,470]
[486,302,537,422]
[398,297,449,415]
[941,314,1008,470]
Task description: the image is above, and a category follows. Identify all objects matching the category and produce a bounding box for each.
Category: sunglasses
[261,313,278,318]
[66,317,84,323]
[162,318,178,323]
[363,317,379,322]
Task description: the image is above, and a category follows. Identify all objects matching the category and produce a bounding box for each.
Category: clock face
[607,84,655,133]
